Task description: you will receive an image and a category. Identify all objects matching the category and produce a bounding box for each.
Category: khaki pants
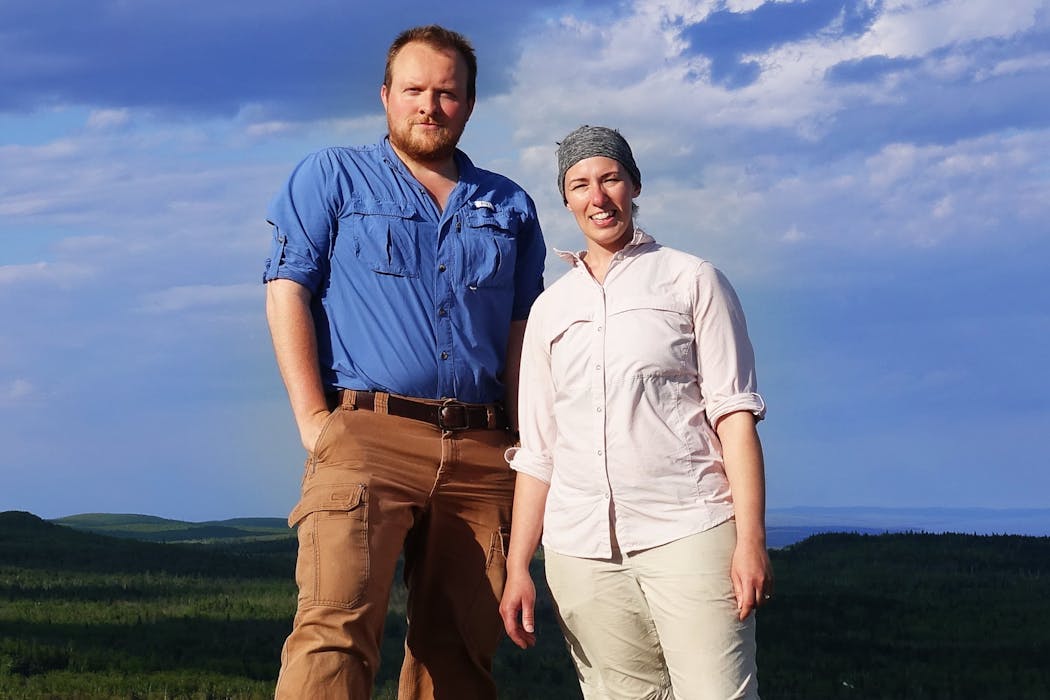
[545,521,759,700]
[275,394,516,700]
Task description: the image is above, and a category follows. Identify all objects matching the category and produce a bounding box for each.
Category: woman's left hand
[731,538,774,620]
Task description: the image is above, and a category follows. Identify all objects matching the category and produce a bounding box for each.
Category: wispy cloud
[0,378,36,403]
[0,261,95,287]
[85,108,131,131]
[138,284,260,313]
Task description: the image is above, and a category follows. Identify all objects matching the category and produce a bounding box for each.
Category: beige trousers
[544,521,759,700]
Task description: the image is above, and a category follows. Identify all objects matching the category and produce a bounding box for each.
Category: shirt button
[595,364,601,370]
[438,308,447,317]
[596,407,602,413]
[597,326,603,332]
[440,352,448,360]
[603,492,610,499]
[438,264,446,272]
[597,449,603,456]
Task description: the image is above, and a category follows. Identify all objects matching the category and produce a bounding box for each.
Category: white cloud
[243,120,297,138]
[86,108,131,130]
[782,225,808,243]
[976,52,1050,81]
[492,0,1050,264]
[52,234,122,255]
[1,378,35,402]
[137,283,261,313]
[863,0,1044,58]
[0,261,95,286]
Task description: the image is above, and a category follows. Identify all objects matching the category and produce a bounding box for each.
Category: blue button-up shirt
[263,138,546,404]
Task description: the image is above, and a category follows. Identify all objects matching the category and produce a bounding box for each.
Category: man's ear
[380,84,389,111]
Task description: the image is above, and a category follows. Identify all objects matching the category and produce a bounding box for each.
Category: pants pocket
[289,481,369,608]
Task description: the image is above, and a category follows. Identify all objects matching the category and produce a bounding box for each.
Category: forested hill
[1,512,1049,698]
[50,512,291,544]
[0,511,292,578]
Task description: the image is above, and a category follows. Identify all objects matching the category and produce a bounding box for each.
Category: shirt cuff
[707,392,767,426]
[263,266,319,292]
[504,446,553,484]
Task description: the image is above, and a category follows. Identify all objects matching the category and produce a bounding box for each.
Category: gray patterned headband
[556,125,641,203]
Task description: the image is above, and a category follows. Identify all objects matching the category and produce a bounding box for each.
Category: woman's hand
[499,568,538,649]
[731,537,774,620]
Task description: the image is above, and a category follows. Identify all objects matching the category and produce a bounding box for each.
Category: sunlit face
[380,41,474,165]
[563,156,641,255]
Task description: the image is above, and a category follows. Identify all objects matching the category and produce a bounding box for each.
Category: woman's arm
[499,472,551,649]
[717,410,774,620]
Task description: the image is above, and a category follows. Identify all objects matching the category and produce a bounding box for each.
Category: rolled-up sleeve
[262,150,340,293]
[694,262,766,425]
[505,304,557,483]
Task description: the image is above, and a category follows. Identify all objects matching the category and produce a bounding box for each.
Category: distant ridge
[768,506,1050,537]
[53,512,291,544]
[39,507,1050,550]
[0,510,292,577]
[0,510,60,532]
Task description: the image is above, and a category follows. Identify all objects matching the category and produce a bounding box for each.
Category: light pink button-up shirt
[507,230,766,558]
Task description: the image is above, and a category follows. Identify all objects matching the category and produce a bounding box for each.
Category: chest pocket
[349,200,420,278]
[607,295,695,372]
[460,208,518,289]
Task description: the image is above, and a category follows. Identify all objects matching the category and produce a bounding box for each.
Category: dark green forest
[1,510,1048,699]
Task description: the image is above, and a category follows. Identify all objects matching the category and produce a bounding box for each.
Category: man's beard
[388,118,463,164]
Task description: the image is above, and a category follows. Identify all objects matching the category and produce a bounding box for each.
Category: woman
[499,125,773,700]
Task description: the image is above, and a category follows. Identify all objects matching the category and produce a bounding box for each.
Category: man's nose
[418,92,439,115]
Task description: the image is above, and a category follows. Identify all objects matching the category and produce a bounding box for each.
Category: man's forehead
[391,42,465,73]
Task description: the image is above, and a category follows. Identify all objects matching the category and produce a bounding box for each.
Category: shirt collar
[380,136,476,182]
[554,228,655,267]
[379,136,479,209]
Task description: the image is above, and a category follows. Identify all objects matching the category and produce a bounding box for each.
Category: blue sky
[2,0,1048,521]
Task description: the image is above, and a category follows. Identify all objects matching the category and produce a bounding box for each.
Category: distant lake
[767,506,1050,548]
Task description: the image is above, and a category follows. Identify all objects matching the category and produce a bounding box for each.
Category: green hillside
[1,511,292,578]
[52,512,291,544]
[2,511,1048,699]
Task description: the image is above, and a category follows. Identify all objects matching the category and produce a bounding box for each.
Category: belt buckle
[438,399,470,431]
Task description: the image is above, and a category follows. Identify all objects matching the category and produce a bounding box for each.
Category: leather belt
[338,390,508,431]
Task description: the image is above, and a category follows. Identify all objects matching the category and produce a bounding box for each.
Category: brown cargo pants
[274,391,516,699]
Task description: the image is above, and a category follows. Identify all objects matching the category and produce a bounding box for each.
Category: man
[262,25,546,700]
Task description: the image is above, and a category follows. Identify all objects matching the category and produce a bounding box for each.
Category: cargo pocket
[466,524,512,654]
[486,524,510,571]
[289,481,369,608]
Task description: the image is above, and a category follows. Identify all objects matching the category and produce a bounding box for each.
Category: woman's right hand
[499,568,538,649]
